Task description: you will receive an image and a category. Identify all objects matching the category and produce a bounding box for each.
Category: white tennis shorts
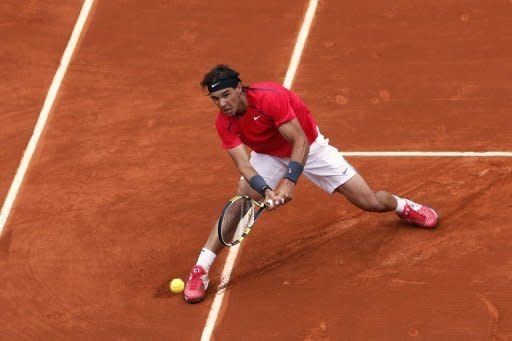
[249,130,357,194]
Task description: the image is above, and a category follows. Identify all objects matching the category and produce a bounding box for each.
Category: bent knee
[355,192,386,212]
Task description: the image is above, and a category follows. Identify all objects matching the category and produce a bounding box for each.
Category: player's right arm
[227,144,279,208]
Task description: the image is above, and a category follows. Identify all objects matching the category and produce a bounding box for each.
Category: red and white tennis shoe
[184,265,209,303]
[397,201,438,228]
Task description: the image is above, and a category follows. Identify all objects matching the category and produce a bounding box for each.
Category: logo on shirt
[253,115,261,120]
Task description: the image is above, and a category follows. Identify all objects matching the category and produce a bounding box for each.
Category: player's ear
[235,82,242,94]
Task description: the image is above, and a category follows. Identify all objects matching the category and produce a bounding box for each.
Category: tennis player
[184,64,438,303]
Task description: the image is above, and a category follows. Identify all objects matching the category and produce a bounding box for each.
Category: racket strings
[220,198,256,244]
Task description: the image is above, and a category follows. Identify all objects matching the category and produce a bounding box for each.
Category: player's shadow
[153,279,175,298]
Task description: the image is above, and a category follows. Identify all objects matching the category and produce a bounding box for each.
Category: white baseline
[0,0,95,235]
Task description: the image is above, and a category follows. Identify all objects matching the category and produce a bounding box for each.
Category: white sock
[196,248,216,273]
[393,195,422,213]
[393,195,406,213]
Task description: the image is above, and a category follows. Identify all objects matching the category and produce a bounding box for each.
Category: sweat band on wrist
[249,175,272,196]
[284,161,304,183]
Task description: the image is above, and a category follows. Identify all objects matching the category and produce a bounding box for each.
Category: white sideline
[0,0,95,235]
[200,0,319,340]
[283,0,318,90]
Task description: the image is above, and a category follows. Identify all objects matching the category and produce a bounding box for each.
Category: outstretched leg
[335,173,438,228]
[335,173,396,212]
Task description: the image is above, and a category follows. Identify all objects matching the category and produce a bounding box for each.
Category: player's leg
[303,152,397,213]
[303,131,438,228]
[184,178,258,303]
[334,173,396,212]
[185,153,285,303]
[334,173,438,228]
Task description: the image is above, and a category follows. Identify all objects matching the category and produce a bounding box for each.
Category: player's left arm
[274,118,310,204]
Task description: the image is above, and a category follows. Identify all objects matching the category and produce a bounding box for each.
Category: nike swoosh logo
[253,115,261,120]
[211,81,221,88]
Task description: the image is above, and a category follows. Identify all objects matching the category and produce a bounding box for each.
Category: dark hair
[200,64,241,90]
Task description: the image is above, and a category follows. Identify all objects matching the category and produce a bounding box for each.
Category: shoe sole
[184,295,205,304]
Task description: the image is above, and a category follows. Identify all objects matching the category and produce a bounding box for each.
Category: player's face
[209,84,243,116]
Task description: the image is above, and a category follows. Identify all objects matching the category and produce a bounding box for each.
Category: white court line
[283,0,318,89]
[0,0,95,235]
[342,151,512,157]
[200,0,319,340]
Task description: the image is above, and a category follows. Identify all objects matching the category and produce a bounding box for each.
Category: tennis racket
[217,195,269,247]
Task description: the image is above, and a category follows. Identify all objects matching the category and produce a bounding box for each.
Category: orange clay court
[1,1,512,340]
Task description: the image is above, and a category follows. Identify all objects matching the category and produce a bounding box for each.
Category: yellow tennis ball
[170,278,184,294]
